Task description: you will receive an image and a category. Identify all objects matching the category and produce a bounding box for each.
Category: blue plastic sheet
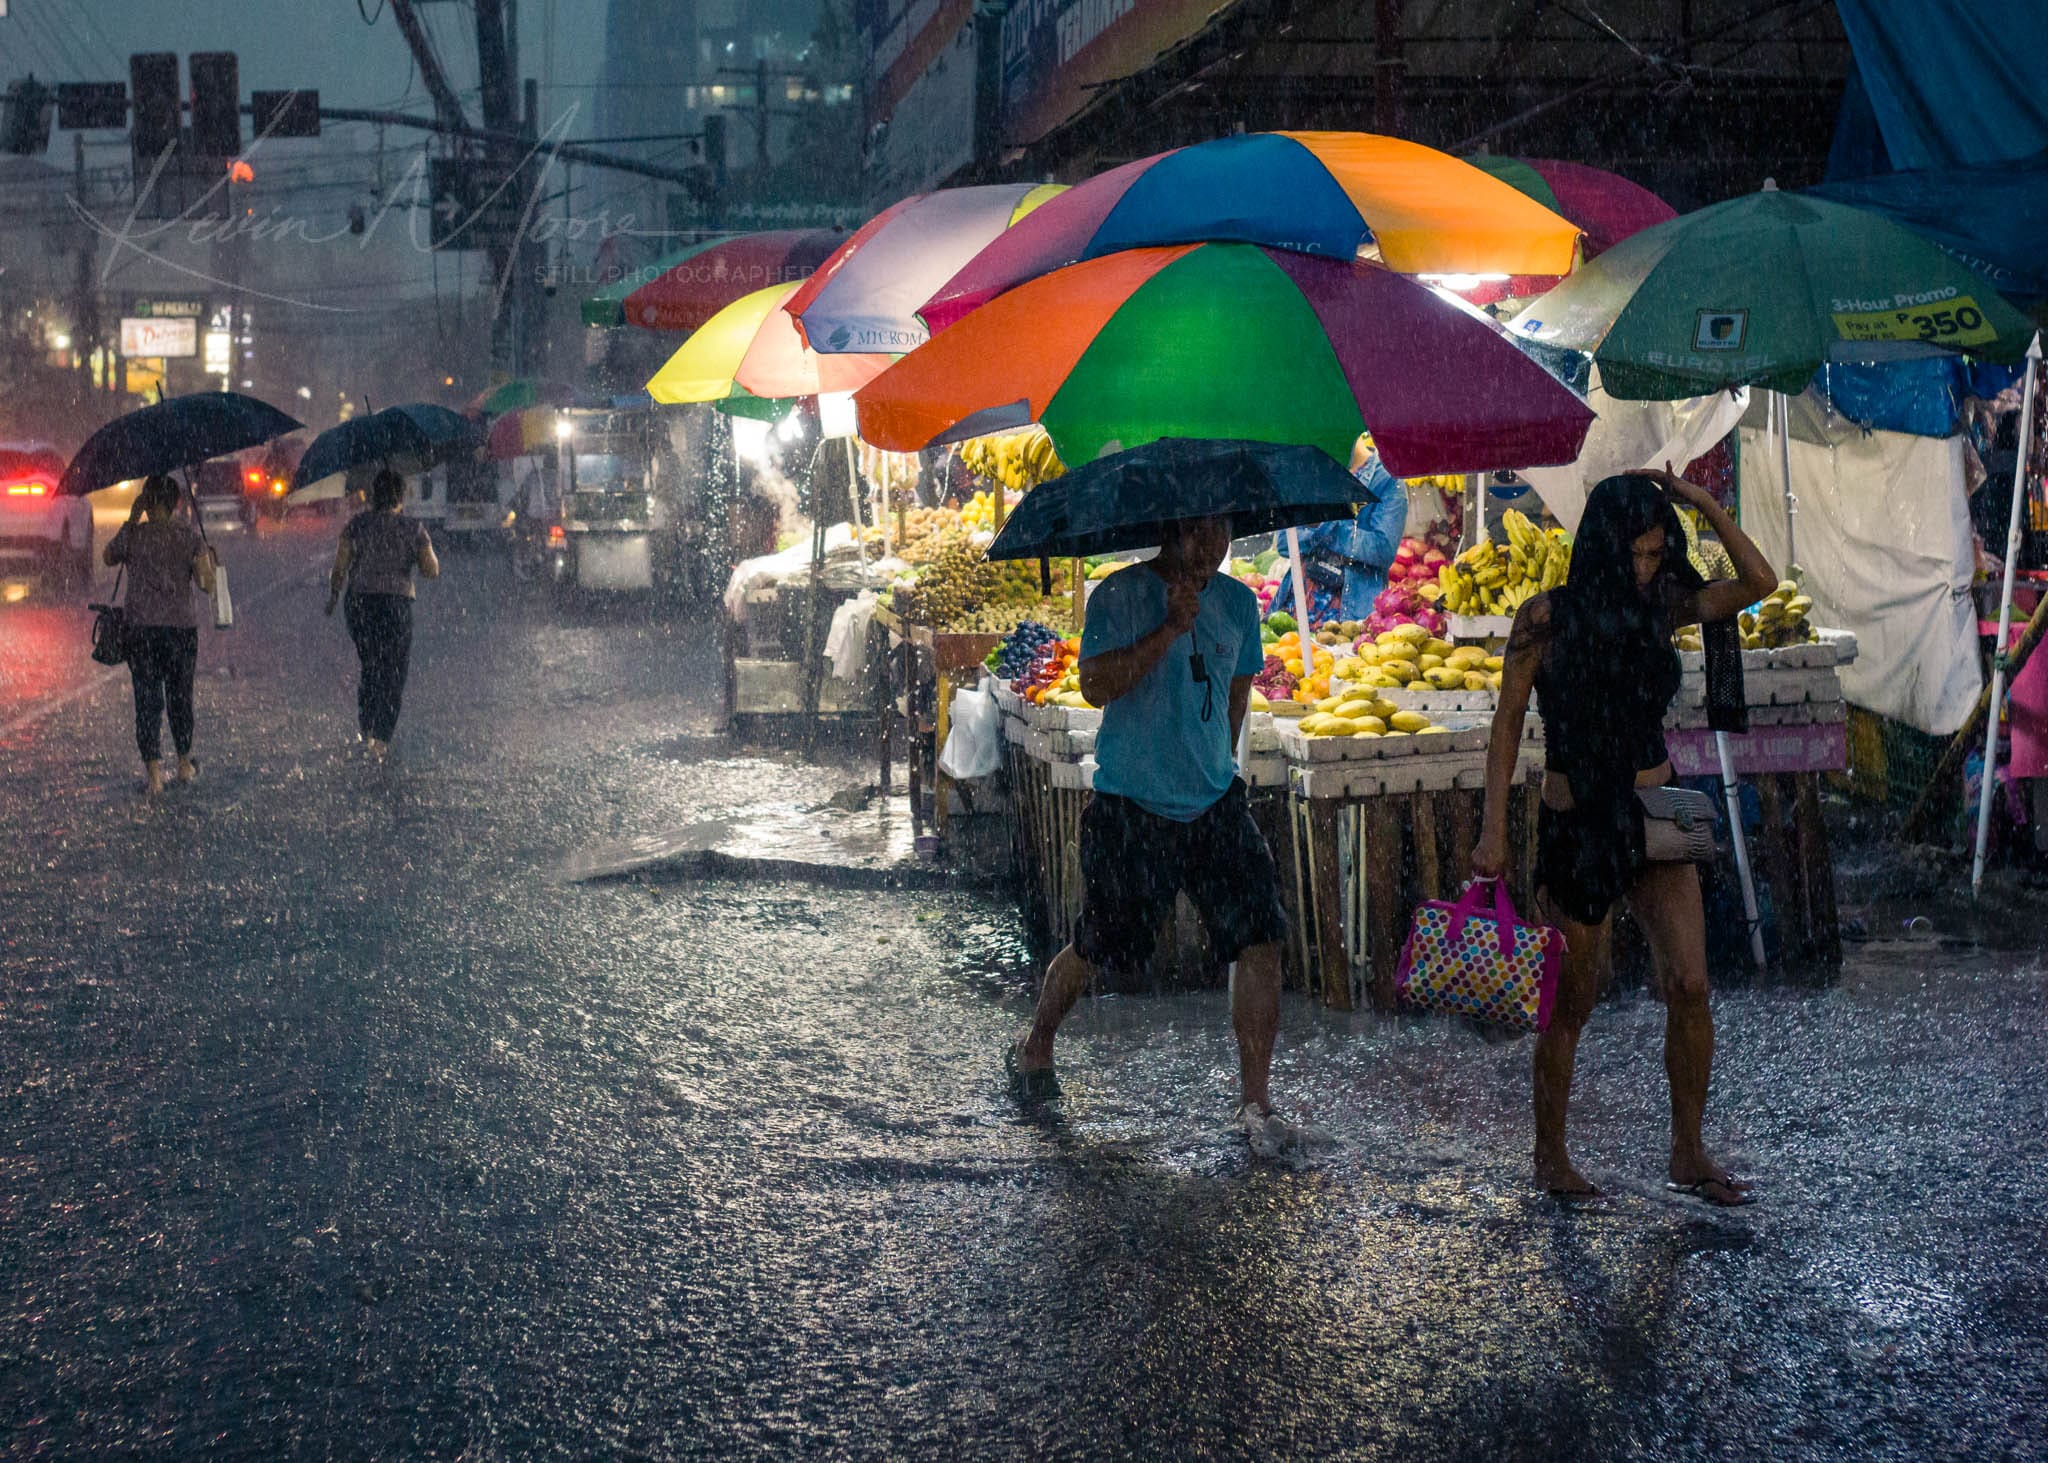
[1833,0,2048,174]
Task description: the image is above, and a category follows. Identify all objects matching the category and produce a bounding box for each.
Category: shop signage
[133,299,206,319]
[1666,722,1847,777]
[120,316,199,359]
[867,14,979,198]
[203,329,232,375]
[998,0,1220,147]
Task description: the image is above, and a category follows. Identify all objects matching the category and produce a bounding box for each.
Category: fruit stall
[955,494,1852,999]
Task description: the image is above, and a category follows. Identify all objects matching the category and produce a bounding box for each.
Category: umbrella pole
[1284,526,1312,631]
[1972,333,2042,896]
[1714,729,1769,969]
[1776,390,1797,571]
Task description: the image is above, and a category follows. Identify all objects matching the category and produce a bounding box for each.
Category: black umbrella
[58,391,304,495]
[292,403,478,492]
[984,438,1371,562]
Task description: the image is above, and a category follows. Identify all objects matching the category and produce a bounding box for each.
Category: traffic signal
[129,52,180,163]
[55,81,128,131]
[1,77,53,156]
[189,52,239,156]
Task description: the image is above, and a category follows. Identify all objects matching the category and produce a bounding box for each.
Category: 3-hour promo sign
[120,316,199,359]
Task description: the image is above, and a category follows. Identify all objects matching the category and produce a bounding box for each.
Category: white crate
[1448,614,1516,641]
[1048,757,1095,791]
[1046,727,1096,758]
[1242,752,1289,788]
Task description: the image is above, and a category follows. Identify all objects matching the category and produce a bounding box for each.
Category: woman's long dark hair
[1545,474,1705,809]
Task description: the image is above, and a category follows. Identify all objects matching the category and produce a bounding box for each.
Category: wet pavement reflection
[2,522,2042,1458]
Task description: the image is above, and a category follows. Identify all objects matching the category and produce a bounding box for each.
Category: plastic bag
[937,684,1001,781]
[212,563,234,630]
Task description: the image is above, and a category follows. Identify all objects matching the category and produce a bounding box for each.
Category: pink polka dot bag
[1395,878,1565,1033]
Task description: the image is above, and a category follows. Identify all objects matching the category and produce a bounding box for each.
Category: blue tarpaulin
[1812,359,2026,440]
[1832,0,2048,175]
[1810,153,2048,305]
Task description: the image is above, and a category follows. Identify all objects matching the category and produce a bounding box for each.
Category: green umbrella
[1507,189,2035,400]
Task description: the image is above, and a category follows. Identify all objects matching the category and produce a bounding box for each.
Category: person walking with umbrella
[326,468,439,759]
[1006,505,1293,1145]
[102,474,217,795]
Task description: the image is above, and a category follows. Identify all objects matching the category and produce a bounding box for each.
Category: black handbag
[88,566,127,666]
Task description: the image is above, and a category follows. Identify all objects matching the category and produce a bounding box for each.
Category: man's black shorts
[1074,780,1289,973]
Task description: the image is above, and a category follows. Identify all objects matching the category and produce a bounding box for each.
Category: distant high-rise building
[596,0,844,230]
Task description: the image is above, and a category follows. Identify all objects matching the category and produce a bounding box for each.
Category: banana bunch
[1738,580,1818,650]
[1436,512,1573,616]
[959,426,1067,494]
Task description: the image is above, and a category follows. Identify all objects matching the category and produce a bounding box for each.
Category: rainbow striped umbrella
[785,183,1065,354]
[918,132,1579,335]
[857,243,1593,478]
[646,284,891,409]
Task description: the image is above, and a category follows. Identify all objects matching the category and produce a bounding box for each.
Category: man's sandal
[1004,1043,1061,1104]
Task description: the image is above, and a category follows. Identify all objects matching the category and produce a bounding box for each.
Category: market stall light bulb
[1418,273,1511,292]
[555,420,574,440]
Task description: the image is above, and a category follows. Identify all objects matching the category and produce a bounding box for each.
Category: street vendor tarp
[1809,153,2048,305]
[1517,365,1749,533]
[1739,392,1979,736]
[1832,0,2048,175]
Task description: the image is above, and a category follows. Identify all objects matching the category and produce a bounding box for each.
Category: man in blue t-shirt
[1008,515,1292,1135]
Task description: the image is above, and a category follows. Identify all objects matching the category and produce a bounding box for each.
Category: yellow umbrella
[646,283,893,405]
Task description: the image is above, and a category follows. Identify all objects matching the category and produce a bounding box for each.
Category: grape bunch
[986,620,1061,677]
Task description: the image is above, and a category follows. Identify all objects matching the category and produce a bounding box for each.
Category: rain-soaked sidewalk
[2,526,2043,1458]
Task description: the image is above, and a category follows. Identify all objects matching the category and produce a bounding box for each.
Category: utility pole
[71,132,104,399]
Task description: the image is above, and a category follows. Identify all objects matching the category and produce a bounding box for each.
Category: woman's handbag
[1396,879,1565,1033]
[1636,785,1721,864]
[88,567,127,667]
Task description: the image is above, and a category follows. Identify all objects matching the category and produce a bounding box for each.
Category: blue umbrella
[292,403,478,491]
[984,438,1371,562]
[58,391,303,495]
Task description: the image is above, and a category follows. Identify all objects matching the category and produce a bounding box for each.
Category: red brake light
[546,524,567,545]
[4,480,51,497]
[245,469,263,485]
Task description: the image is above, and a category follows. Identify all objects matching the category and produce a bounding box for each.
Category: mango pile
[1436,510,1571,616]
[1299,690,1448,740]
[1332,623,1503,693]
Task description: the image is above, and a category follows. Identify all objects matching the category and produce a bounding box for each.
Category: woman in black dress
[1475,467,1778,1205]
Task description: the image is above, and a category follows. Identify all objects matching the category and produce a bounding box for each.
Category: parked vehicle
[0,443,93,591]
[190,458,255,535]
[520,407,686,594]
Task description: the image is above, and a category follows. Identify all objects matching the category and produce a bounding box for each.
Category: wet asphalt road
[3,520,2045,1459]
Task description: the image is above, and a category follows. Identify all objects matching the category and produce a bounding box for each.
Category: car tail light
[4,480,51,498]
[245,468,264,486]
[547,524,567,546]
[271,479,288,495]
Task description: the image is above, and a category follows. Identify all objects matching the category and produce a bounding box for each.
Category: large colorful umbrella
[857,242,1594,477]
[466,378,580,417]
[582,229,847,332]
[917,133,1580,335]
[1507,189,2038,399]
[645,283,891,408]
[1464,156,1675,261]
[784,183,1065,354]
